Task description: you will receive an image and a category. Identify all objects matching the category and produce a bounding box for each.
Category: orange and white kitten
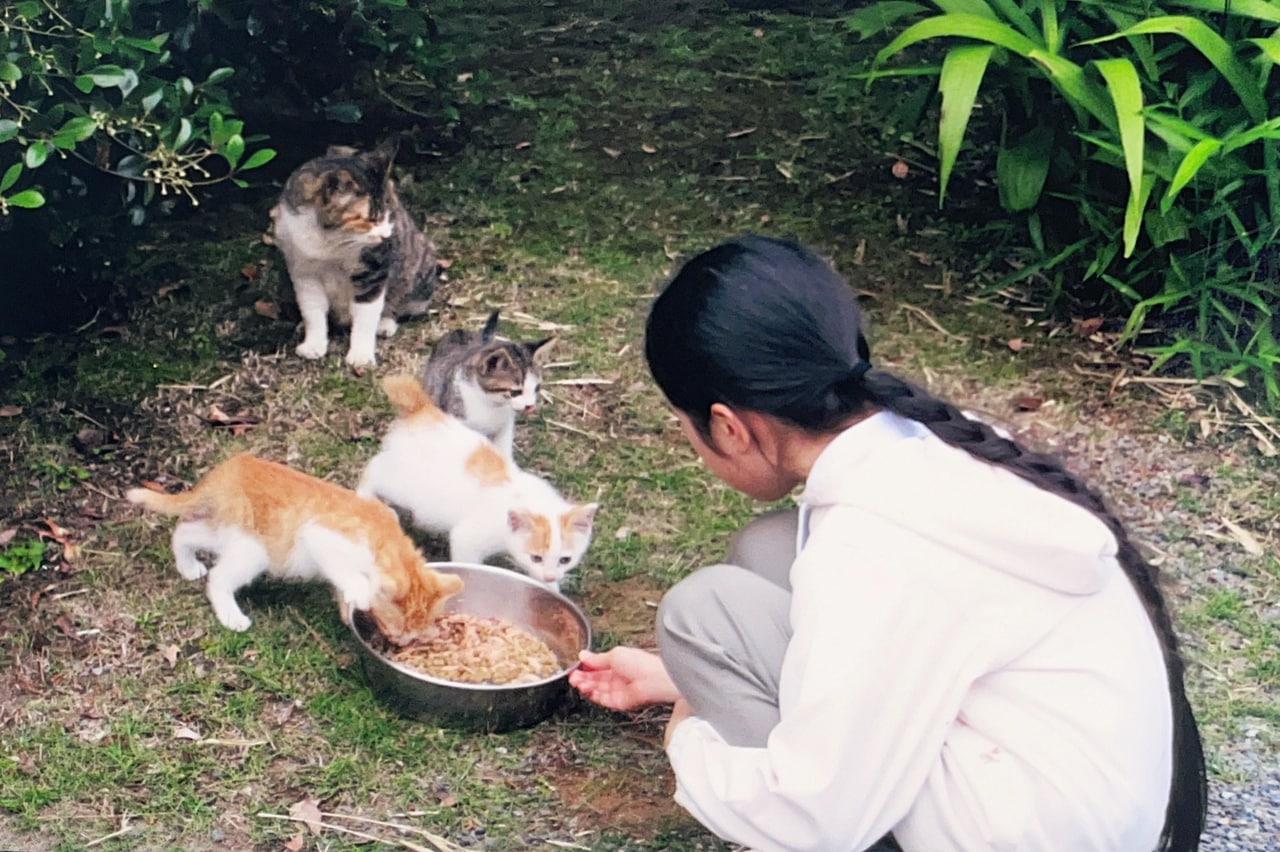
[358,375,598,590]
[126,453,463,643]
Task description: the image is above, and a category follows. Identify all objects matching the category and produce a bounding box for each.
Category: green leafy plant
[851,0,1280,404]
[0,536,46,582]
[0,0,276,217]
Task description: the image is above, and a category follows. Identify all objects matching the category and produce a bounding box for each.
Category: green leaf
[1164,0,1280,23]
[1162,137,1223,212]
[15,1,41,18]
[74,76,94,94]
[935,44,995,205]
[1248,36,1280,66]
[996,123,1053,211]
[0,163,21,193]
[1122,172,1155,259]
[1093,58,1145,255]
[1082,16,1267,122]
[0,61,21,83]
[223,134,245,169]
[239,148,277,171]
[209,112,225,146]
[24,143,47,169]
[1223,117,1280,154]
[0,120,19,144]
[142,88,163,114]
[844,2,929,40]
[204,67,235,85]
[875,15,1112,127]
[174,118,193,150]
[6,189,45,209]
[52,115,98,149]
[83,65,129,89]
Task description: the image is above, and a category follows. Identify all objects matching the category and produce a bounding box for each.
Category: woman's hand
[569,646,681,711]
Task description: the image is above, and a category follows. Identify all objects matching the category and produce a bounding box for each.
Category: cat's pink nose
[523,404,537,414]
[542,574,558,583]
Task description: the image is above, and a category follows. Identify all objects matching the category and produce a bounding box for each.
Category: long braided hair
[644,234,1206,852]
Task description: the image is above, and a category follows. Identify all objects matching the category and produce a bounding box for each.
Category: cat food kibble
[391,613,560,685]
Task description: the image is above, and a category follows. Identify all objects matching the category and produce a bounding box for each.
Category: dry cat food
[391,613,560,685]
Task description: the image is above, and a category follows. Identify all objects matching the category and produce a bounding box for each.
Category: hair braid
[863,367,1206,852]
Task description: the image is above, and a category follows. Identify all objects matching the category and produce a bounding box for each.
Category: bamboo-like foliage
[850,0,1280,404]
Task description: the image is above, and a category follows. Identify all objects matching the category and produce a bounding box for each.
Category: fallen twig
[85,816,132,848]
[897,303,966,341]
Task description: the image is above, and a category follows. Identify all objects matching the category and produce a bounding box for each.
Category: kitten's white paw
[345,348,377,369]
[296,339,328,360]
[217,609,252,632]
[376,317,399,338]
[176,560,208,581]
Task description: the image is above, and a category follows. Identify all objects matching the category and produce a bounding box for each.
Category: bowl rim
[349,561,592,692]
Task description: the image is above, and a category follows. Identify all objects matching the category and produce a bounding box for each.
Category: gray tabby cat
[269,137,438,368]
[421,309,555,459]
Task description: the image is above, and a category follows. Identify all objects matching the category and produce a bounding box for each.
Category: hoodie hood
[798,411,1117,596]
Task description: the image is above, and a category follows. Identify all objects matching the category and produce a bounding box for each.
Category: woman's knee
[657,563,743,640]
[725,508,798,587]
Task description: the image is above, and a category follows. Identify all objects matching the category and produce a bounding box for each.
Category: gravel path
[1203,772,1280,851]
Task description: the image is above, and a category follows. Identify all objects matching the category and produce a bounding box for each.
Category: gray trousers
[657,507,798,747]
[656,508,904,852]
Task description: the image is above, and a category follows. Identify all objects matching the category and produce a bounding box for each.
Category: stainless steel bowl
[348,562,592,733]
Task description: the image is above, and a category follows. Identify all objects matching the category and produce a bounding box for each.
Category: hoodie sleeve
[665,519,994,852]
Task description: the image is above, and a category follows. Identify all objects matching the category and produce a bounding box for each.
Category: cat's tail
[125,486,206,517]
[383,374,444,420]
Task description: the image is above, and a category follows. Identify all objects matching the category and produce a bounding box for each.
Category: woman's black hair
[644,233,1206,852]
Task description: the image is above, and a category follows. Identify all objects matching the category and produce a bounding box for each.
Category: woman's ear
[707,402,754,455]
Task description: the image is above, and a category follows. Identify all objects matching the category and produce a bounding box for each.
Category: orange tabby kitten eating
[126,453,463,643]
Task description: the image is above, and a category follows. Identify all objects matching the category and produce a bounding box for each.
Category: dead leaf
[641,143,656,154]
[0,405,22,417]
[852,239,866,265]
[40,518,72,544]
[289,797,324,836]
[1220,518,1264,556]
[241,264,259,282]
[205,405,260,435]
[891,160,909,179]
[260,231,275,246]
[437,257,453,269]
[173,725,201,741]
[456,71,474,82]
[254,299,280,320]
[1075,317,1104,336]
[1007,338,1025,352]
[74,427,105,451]
[140,480,167,493]
[54,614,78,638]
[896,213,909,235]
[726,127,757,139]
[1014,395,1043,412]
[438,792,459,808]
[161,645,181,667]
[602,147,621,159]
[614,526,632,540]
[0,528,16,547]
[157,283,184,298]
[515,140,532,149]
[284,834,305,852]
[752,27,764,37]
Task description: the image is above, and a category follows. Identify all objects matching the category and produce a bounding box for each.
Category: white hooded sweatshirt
[666,411,1173,851]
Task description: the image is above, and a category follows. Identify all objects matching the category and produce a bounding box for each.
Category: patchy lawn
[1,1,1277,850]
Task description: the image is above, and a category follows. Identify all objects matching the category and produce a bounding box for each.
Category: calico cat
[269,137,438,368]
[357,375,598,590]
[126,453,463,643]
[421,309,555,458]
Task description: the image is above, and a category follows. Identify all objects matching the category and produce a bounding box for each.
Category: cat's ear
[482,350,515,377]
[370,136,401,179]
[569,503,598,531]
[481,309,501,341]
[528,337,556,365]
[508,509,534,533]
[325,144,359,157]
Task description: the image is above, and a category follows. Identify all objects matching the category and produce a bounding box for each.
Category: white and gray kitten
[420,309,555,458]
[269,137,438,368]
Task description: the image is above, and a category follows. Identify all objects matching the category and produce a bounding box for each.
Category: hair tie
[847,360,873,384]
